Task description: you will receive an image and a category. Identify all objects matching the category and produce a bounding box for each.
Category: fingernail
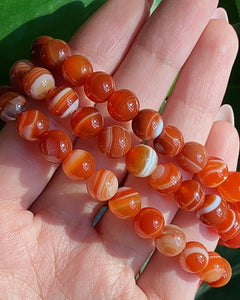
[211,7,229,23]
[215,104,235,126]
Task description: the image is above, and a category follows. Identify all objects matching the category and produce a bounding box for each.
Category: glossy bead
[217,208,240,241]
[71,106,103,138]
[176,142,208,173]
[107,89,140,122]
[219,228,240,248]
[229,201,240,214]
[62,149,95,181]
[133,207,165,239]
[174,180,205,211]
[87,169,118,201]
[196,194,228,226]
[108,187,141,219]
[218,171,240,203]
[39,130,72,163]
[62,55,93,86]
[153,125,184,157]
[84,71,115,103]
[17,110,49,141]
[149,162,182,194]
[97,125,131,159]
[155,224,186,256]
[9,59,34,90]
[207,258,232,287]
[125,144,158,177]
[23,67,55,100]
[46,86,79,118]
[31,36,53,65]
[132,109,163,140]
[179,241,209,273]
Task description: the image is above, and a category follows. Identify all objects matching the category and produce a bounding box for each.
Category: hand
[0,0,239,299]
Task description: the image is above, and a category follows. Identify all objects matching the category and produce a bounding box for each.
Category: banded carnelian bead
[9,60,34,90]
[108,187,141,219]
[218,171,240,203]
[0,86,18,96]
[219,228,240,248]
[31,36,53,65]
[217,208,240,241]
[133,207,165,239]
[207,258,232,288]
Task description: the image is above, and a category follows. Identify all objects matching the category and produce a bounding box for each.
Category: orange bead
[0,86,18,96]
[217,208,240,241]
[153,125,184,157]
[97,125,131,159]
[125,144,158,177]
[39,130,72,163]
[132,109,163,140]
[31,36,53,65]
[62,149,95,181]
[207,258,232,287]
[107,89,140,121]
[218,171,240,203]
[133,207,165,239]
[87,169,118,201]
[62,55,93,86]
[71,106,103,138]
[9,59,34,90]
[176,141,208,173]
[84,71,115,103]
[230,201,240,214]
[174,180,205,211]
[108,187,141,219]
[17,110,49,141]
[219,228,240,248]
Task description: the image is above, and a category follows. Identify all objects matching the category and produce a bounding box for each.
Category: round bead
[71,106,103,138]
[0,86,18,96]
[196,194,228,226]
[17,110,49,141]
[176,141,208,173]
[62,55,93,86]
[46,86,79,118]
[39,130,72,163]
[107,89,140,122]
[174,180,205,211]
[153,125,184,157]
[132,109,163,140]
[218,171,240,203]
[87,169,118,201]
[31,36,53,65]
[149,162,182,194]
[219,228,240,248]
[97,125,131,159]
[84,71,115,103]
[108,187,141,219]
[217,208,240,241]
[155,224,186,256]
[178,241,209,273]
[62,149,95,181]
[9,59,34,90]
[133,207,165,239]
[207,258,232,288]
[22,67,55,100]
[230,201,240,214]
[125,144,158,177]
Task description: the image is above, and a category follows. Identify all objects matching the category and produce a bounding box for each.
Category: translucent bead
[132,109,163,140]
[174,180,205,211]
[87,169,118,201]
[17,110,49,141]
[219,228,240,248]
[217,208,240,241]
[125,144,158,177]
[133,207,165,239]
[9,59,34,90]
[149,162,182,194]
[207,258,232,288]
[155,224,186,256]
[62,149,95,181]
[108,187,141,219]
[218,171,240,203]
[39,130,72,163]
[22,67,55,100]
[31,36,53,65]
[97,125,131,159]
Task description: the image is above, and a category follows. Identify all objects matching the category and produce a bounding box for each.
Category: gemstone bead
[174,180,205,211]
[62,55,93,86]
[207,258,232,287]
[132,109,163,140]
[219,228,240,248]
[108,187,141,219]
[153,125,184,157]
[87,169,118,201]
[230,202,240,214]
[149,162,182,194]
[23,67,55,100]
[31,36,53,65]
[133,207,165,239]
[62,149,95,181]
[155,224,186,256]
[39,130,72,163]
[0,86,18,96]
[107,89,140,122]
[217,208,240,241]
[176,142,208,173]
[17,110,49,141]
[9,59,34,90]
[71,106,103,138]
[218,171,240,203]
[46,86,79,118]
[97,125,132,159]
[125,144,158,177]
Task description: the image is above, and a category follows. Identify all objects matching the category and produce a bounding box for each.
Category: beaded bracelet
[1,36,240,288]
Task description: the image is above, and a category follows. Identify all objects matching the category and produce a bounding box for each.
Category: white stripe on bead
[196,195,221,218]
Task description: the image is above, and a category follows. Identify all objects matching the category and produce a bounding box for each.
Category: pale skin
[0,0,239,299]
